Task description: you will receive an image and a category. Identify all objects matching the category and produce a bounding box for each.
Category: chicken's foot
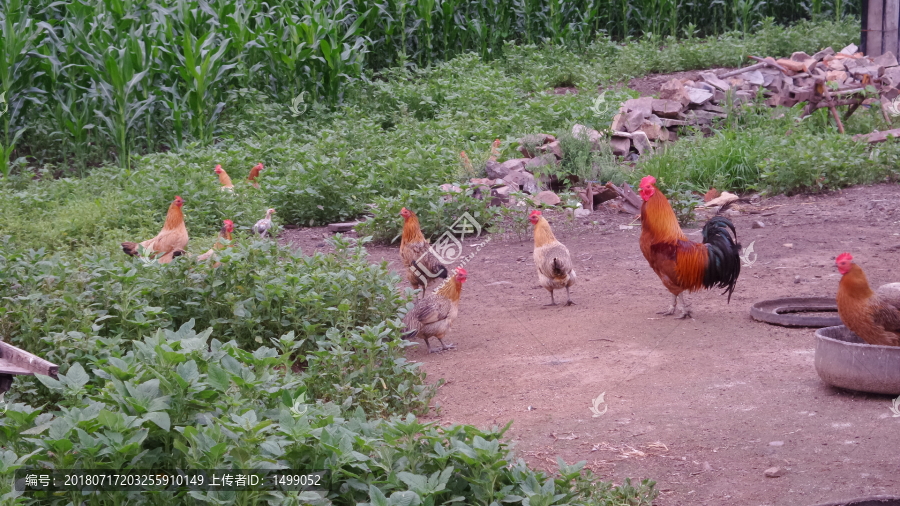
[657,294,677,315]
[545,290,557,306]
[436,339,456,351]
[564,285,575,306]
[676,293,693,319]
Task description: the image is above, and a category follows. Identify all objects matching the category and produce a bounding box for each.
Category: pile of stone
[609,43,896,154]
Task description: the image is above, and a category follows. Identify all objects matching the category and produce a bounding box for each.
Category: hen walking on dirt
[402,267,467,353]
[529,210,576,306]
[835,253,900,346]
[638,175,741,318]
[121,196,189,264]
[399,207,448,298]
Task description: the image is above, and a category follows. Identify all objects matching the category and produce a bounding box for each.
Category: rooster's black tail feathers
[702,216,741,303]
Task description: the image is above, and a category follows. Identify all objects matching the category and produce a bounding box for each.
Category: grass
[638,99,900,196]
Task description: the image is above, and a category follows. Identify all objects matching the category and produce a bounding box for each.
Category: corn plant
[174,30,236,143]
[0,0,45,178]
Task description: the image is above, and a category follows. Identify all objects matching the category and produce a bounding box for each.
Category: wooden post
[869,0,885,56]
[0,341,59,394]
[886,0,900,58]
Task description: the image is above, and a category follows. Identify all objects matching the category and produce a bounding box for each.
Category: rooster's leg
[657,294,677,315]
[545,290,557,306]
[676,293,693,319]
[437,338,456,351]
[423,336,436,353]
[564,286,575,306]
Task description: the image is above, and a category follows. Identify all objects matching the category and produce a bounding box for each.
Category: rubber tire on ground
[749,297,842,328]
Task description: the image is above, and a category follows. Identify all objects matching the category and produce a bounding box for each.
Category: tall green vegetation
[0,0,861,175]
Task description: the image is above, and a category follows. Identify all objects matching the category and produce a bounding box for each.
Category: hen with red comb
[835,253,900,346]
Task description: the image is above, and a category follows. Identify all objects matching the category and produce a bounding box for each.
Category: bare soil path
[282,183,900,506]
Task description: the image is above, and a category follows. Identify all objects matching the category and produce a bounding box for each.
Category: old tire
[750,297,842,328]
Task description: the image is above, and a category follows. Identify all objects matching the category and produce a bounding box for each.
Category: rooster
[214,164,234,191]
[253,208,275,237]
[197,219,234,262]
[247,163,264,189]
[638,175,741,319]
[529,210,576,306]
[122,196,189,264]
[835,253,900,346]
[402,267,467,353]
[399,207,448,298]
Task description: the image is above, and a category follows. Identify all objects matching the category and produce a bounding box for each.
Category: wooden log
[0,341,58,378]
[869,0,884,56]
[604,182,642,214]
[853,127,900,143]
[881,95,896,125]
[747,56,790,73]
[718,62,767,79]
[327,221,359,233]
[843,101,862,121]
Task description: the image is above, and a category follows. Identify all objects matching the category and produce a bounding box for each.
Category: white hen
[253,208,276,237]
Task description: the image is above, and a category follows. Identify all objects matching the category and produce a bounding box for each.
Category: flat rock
[825,70,848,83]
[638,121,667,141]
[687,87,714,105]
[610,112,627,131]
[874,51,899,68]
[574,208,592,218]
[533,190,561,206]
[487,158,525,179]
[572,124,604,149]
[882,66,900,87]
[503,168,538,194]
[790,51,811,62]
[700,71,731,91]
[850,65,884,79]
[812,47,835,61]
[622,96,654,117]
[764,467,784,478]
[630,131,652,155]
[839,43,858,55]
[744,69,765,86]
[659,78,691,107]
[624,109,646,132]
[328,221,359,233]
[541,140,563,158]
[651,99,684,118]
[659,118,687,128]
[610,136,631,156]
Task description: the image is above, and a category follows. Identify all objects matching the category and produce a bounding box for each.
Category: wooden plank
[0,341,58,377]
[853,127,900,143]
[886,0,900,58]
[869,0,885,56]
[0,360,34,375]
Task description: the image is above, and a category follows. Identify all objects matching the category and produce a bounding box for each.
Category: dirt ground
[281,183,900,506]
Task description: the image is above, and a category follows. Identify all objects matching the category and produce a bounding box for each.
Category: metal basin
[814,326,900,395]
[810,496,900,506]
